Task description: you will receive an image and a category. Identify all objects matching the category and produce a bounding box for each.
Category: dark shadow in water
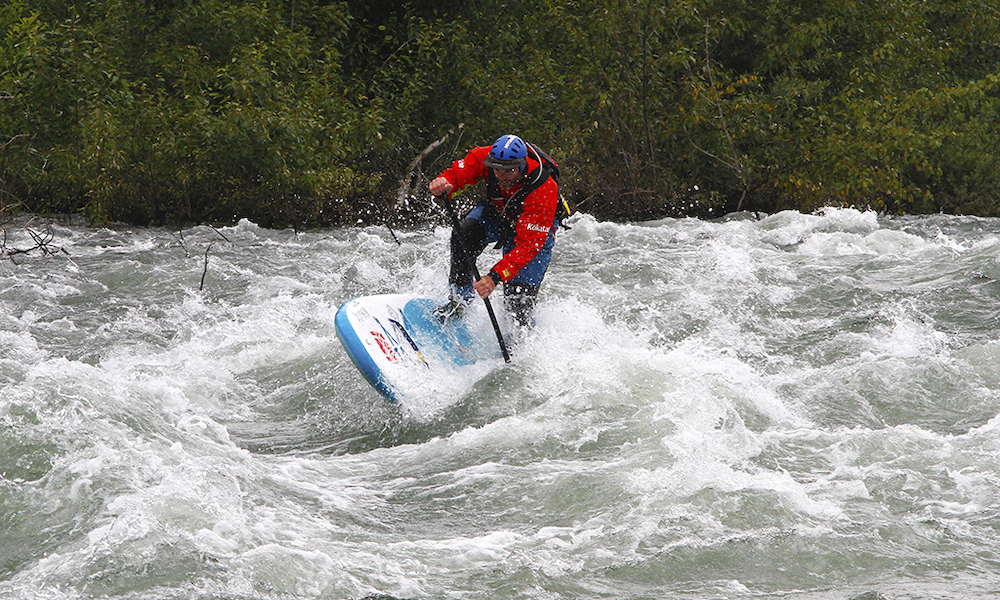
[227,362,545,456]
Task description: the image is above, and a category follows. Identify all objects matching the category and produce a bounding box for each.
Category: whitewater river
[3,208,1000,600]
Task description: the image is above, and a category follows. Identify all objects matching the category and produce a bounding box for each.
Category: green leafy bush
[2,0,999,226]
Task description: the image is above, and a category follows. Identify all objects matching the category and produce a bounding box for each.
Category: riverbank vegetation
[2,0,999,227]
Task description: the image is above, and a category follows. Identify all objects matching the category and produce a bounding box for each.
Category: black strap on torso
[483,166,552,230]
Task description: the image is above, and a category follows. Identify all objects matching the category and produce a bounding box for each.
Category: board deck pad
[335,294,505,404]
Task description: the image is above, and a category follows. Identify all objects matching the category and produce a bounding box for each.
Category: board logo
[371,331,400,363]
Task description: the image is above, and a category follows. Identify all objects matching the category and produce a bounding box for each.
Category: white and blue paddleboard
[335,294,505,404]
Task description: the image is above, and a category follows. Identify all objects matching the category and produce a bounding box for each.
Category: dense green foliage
[1,0,999,227]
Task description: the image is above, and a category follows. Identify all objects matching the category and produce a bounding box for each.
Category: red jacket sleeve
[439,146,492,194]
[491,176,559,282]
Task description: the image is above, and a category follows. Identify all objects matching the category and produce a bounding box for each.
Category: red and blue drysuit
[438,145,560,323]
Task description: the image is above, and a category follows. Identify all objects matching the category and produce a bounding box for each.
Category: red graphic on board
[371,331,400,363]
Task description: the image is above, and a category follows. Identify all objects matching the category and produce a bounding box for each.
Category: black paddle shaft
[438,195,511,363]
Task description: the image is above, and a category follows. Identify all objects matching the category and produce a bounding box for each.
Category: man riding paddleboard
[429,134,562,327]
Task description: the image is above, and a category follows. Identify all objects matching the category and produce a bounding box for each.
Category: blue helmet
[484,134,527,169]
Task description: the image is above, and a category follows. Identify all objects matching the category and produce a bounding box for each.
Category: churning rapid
[3,208,1000,600]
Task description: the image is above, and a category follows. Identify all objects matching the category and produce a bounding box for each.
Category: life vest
[483,143,572,232]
